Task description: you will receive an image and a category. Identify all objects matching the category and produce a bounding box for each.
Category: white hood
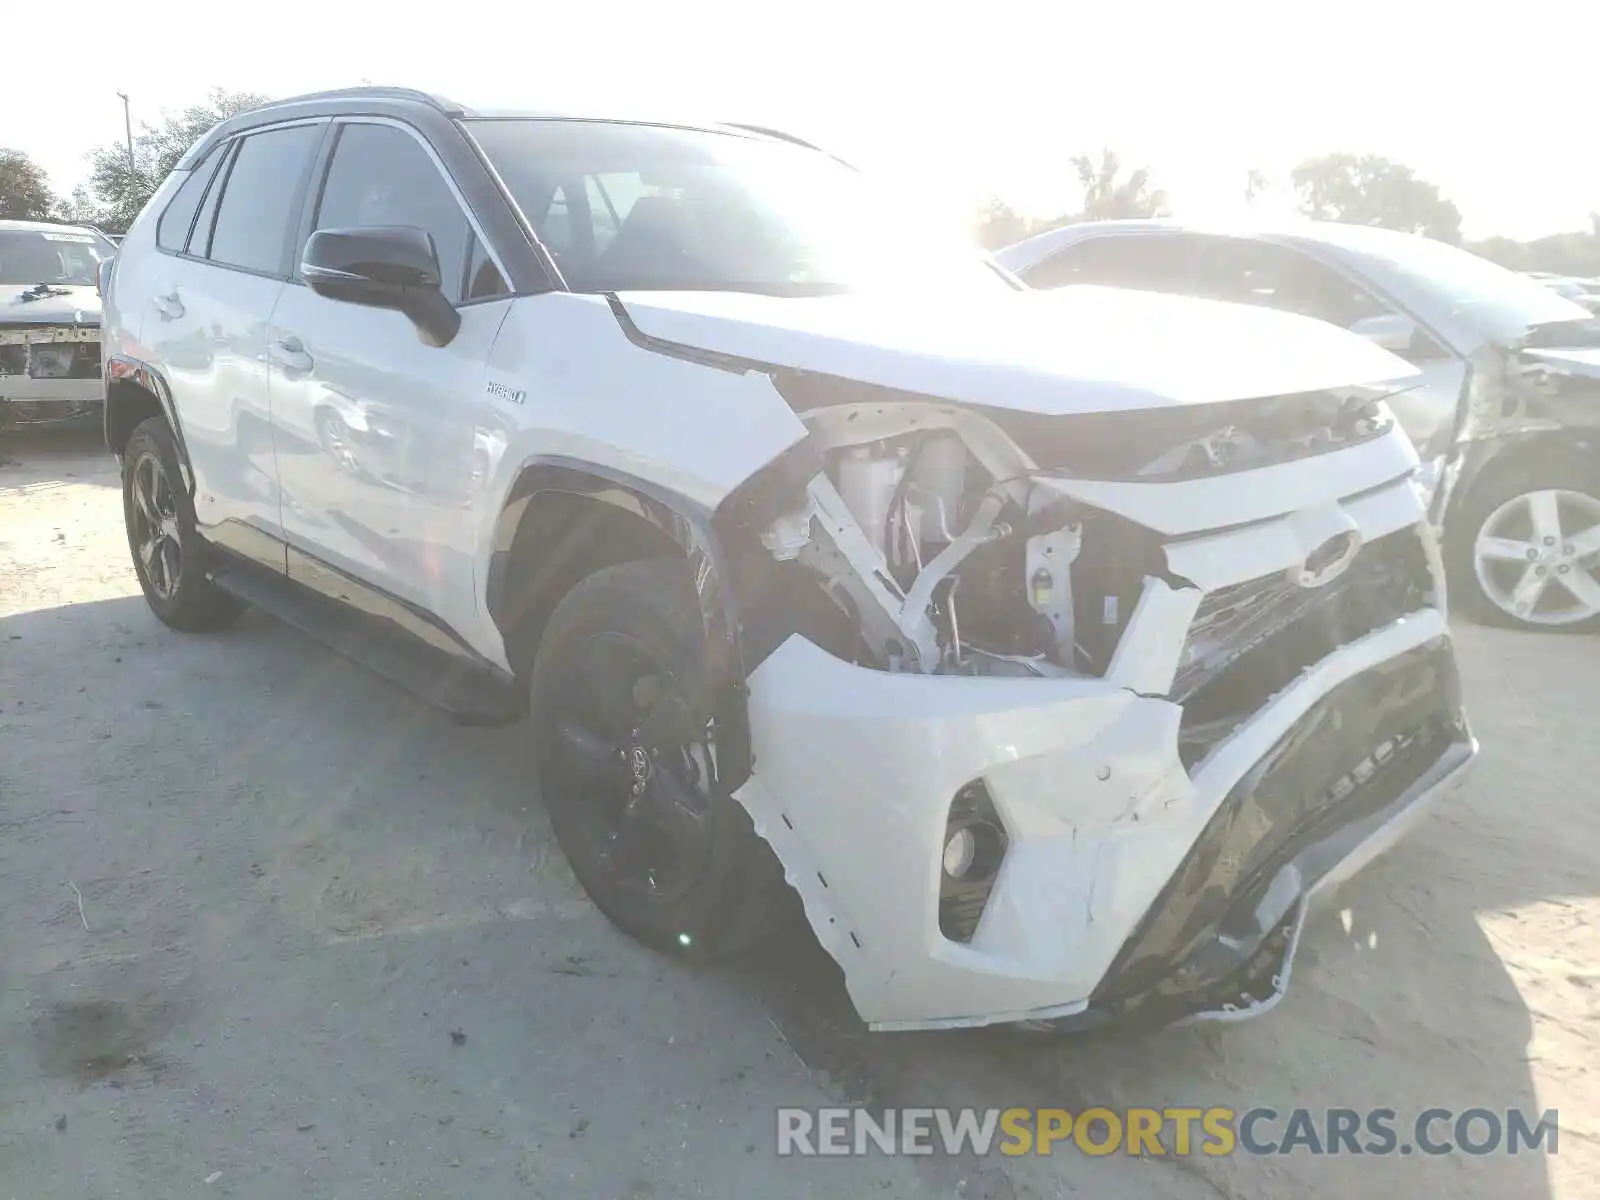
[0,284,101,326]
[615,285,1419,416]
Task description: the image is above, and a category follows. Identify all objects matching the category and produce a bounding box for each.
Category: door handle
[270,337,314,374]
[152,290,184,320]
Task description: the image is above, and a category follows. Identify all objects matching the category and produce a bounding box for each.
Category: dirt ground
[1,430,1595,1199]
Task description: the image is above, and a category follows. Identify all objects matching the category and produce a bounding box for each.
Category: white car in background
[0,220,117,429]
[998,220,1600,632]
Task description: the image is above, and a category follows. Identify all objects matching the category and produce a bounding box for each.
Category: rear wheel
[529,557,787,959]
[1447,458,1600,632]
[122,417,245,632]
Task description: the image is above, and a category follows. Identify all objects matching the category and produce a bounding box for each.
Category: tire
[1445,456,1600,632]
[122,417,246,633]
[529,557,789,960]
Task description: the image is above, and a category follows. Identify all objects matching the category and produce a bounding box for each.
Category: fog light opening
[942,827,977,879]
[938,781,1009,944]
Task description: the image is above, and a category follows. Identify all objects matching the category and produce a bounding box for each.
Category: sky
[5,0,1598,241]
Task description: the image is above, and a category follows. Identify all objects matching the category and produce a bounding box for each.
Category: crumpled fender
[484,439,825,790]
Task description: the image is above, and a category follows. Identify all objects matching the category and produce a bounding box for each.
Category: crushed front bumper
[0,325,105,427]
[732,477,1476,1032]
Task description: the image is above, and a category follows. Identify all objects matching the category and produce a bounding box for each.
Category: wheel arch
[104,356,192,487]
[1449,429,1600,523]
[487,458,758,785]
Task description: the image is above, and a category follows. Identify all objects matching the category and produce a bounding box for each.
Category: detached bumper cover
[732,478,1475,1032]
[1064,639,1472,1031]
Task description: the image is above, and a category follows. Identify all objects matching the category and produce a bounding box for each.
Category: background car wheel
[122,417,245,633]
[1446,458,1600,632]
[529,557,789,960]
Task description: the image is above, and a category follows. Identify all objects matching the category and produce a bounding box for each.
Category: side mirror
[301,226,461,347]
[1349,311,1418,354]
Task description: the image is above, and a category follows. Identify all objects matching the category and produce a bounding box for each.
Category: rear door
[266,117,515,622]
[139,120,326,564]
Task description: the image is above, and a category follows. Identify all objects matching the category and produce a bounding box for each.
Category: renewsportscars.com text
[776,1106,1560,1158]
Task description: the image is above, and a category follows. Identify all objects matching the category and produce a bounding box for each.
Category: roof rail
[722,122,821,151]
[722,122,855,169]
[258,86,471,117]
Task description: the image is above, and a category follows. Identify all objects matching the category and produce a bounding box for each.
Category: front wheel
[1447,459,1600,632]
[122,417,245,633]
[529,557,788,960]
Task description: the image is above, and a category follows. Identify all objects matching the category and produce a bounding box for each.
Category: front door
[267,118,515,622]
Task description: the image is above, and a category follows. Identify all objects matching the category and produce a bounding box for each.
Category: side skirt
[206,546,524,725]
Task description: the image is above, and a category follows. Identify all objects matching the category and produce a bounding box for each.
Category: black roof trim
[721,123,823,152]
[174,87,474,170]
[266,86,471,117]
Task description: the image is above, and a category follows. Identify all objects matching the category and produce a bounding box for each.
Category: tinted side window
[156,145,221,252]
[186,140,235,257]
[465,236,508,300]
[207,124,323,274]
[586,175,635,252]
[1192,238,1388,328]
[314,123,471,303]
[539,184,575,258]
[1024,235,1196,293]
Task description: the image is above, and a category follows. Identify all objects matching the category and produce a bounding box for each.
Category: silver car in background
[998,220,1600,632]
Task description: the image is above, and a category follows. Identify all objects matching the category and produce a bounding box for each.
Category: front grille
[1175,529,1434,768]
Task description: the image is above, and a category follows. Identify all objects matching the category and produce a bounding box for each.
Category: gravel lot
[2,430,1595,1199]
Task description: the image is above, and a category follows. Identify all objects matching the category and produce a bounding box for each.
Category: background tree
[1244,167,1271,204]
[972,196,1031,251]
[970,148,1170,249]
[79,89,268,231]
[1291,152,1463,243]
[0,149,56,220]
[1071,148,1169,220]
[1469,214,1600,278]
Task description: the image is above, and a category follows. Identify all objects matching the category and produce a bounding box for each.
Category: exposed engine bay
[757,390,1394,684]
[727,384,1460,1032]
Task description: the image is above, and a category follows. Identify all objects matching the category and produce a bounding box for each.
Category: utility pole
[115,92,135,182]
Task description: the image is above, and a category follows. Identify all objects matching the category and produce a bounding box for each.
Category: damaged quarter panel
[466,291,808,669]
[1429,331,1600,532]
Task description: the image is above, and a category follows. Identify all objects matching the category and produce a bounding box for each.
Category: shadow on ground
[1,592,1585,1199]
[0,426,116,492]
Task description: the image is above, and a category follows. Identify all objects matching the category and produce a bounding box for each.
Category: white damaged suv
[101,88,1476,1032]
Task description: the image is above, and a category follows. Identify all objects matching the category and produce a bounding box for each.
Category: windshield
[466,119,1011,297]
[0,229,113,287]
[1309,224,1591,344]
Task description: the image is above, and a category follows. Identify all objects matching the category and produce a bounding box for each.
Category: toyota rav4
[100,87,1476,1033]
